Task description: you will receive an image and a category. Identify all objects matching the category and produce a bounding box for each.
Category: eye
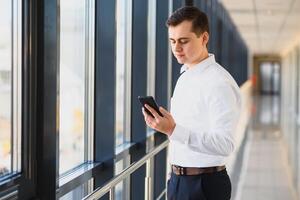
[180,40,188,44]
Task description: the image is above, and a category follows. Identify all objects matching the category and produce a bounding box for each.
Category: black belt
[172,165,226,176]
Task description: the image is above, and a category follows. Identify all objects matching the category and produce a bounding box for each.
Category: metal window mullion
[112,159,121,200]
[146,1,157,195]
[166,1,173,197]
[84,0,89,164]
[124,2,132,198]
[145,136,154,200]
[11,0,15,174]
[88,0,95,162]
[84,0,95,163]
[12,0,22,173]
[86,178,94,197]
[124,0,132,143]
[145,158,153,200]
[124,155,131,200]
[147,0,156,97]
[167,0,173,110]
[115,0,121,147]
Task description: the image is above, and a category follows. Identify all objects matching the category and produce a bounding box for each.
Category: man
[142,6,241,200]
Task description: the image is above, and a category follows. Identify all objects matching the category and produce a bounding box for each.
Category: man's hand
[142,104,176,136]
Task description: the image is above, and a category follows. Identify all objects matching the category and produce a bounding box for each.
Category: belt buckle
[174,165,185,175]
[179,167,184,175]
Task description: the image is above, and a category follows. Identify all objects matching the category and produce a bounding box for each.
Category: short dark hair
[166,6,209,36]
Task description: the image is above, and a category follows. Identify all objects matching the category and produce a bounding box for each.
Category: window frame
[12,0,23,176]
[115,0,133,148]
[0,0,22,182]
[147,0,156,98]
[1,0,37,198]
[84,0,96,164]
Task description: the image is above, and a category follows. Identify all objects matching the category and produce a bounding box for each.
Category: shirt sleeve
[169,83,241,156]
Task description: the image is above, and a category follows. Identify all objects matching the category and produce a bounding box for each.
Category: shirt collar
[180,65,188,74]
[180,53,216,74]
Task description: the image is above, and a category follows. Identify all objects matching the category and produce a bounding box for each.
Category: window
[59,0,95,175]
[115,0,132,147]
[0,0,22,179]
[260,62,280,94]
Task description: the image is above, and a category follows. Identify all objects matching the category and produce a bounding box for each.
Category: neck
[186,50,209,69]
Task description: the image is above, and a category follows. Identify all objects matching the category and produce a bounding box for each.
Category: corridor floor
[235,95,298,200]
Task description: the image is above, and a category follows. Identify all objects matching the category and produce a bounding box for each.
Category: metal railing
[83,140,169,200]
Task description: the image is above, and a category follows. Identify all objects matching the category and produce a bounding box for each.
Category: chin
[176,58,185,64]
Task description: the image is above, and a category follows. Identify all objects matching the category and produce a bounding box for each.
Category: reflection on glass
[60,179,93,200]
[0,0,12,177]
[255,94,280,126]
[59,0,86,174]
[114,160,124,199]
[115,0,132,147]
[114,158,130,200]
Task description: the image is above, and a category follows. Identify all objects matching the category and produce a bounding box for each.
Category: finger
[142,109,148,121]
[142,108,147,117]
[142,107,152,118]
[159,107,171,118]
[145,118,153,128]
[145,121,151,128]
[143,107,155,123]
[145,104,161,119]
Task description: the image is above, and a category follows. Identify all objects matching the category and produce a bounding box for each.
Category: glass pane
[114,157,130,200]
[60,179,93,200]
[260,62,273,93]
[114,160,124,199]
[0,0,12,177]
[59,0,86,174]
[115,0,132,147]
[273,63,280,93]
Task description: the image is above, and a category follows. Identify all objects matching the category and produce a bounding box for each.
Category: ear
[202,32,209,46]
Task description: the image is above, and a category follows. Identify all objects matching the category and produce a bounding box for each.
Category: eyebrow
[169,37,190,41]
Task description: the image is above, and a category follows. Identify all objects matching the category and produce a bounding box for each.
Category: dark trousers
[167,169,231,200]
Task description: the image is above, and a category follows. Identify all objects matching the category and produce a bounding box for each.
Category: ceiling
[220,0,300,56]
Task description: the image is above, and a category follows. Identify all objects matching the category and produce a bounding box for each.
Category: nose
[174,42,182,52]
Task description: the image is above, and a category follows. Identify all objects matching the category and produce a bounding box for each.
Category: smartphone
[138,96,163,117]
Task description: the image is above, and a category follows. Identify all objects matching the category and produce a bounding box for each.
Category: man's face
[168,20,208,66]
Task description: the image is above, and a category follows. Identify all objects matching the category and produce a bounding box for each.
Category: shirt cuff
[169,124,190,144]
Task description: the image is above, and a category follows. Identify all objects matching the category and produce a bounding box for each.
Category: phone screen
[138,96,163,117]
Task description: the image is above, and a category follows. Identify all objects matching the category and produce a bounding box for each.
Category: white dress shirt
[169,54,241,167]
